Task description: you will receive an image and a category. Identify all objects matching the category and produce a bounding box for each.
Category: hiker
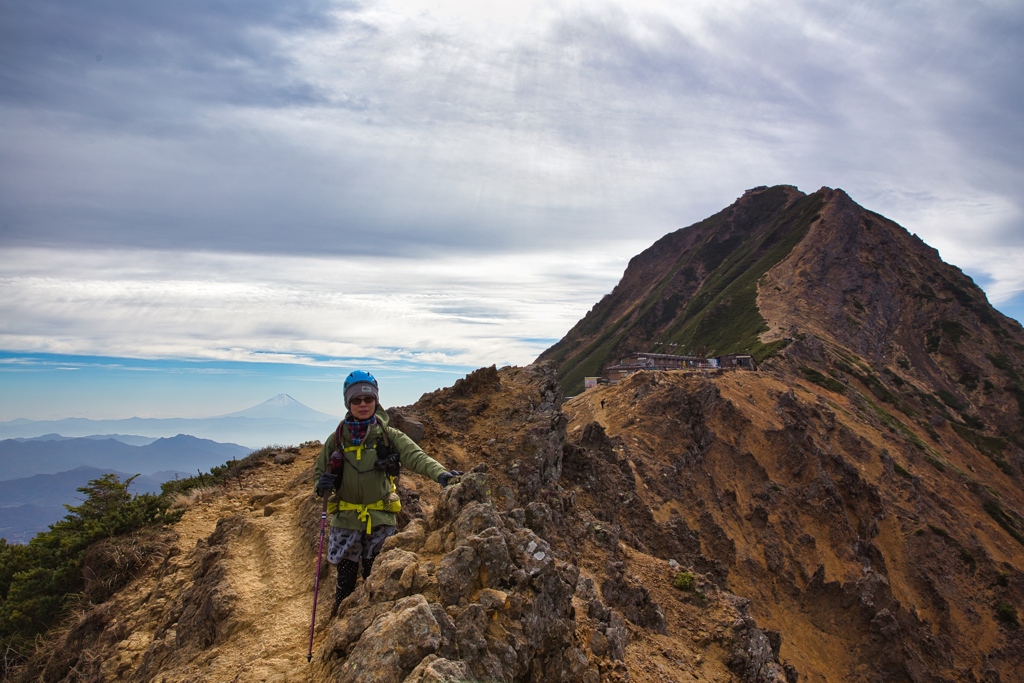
[314,370,461,611]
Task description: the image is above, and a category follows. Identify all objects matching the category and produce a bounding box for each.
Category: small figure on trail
[314,370,462,612]
[600,399,605,410]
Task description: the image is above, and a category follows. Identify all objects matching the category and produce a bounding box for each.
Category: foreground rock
[315,468,594,681]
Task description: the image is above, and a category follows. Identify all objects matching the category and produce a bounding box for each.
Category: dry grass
[168,486,219,510]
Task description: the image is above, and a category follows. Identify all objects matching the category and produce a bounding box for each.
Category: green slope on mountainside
[541,186,822,394]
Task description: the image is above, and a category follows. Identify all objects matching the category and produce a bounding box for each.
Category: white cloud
[4,0,1019,259]
[1,0,1023,375]
[0,244,644,367]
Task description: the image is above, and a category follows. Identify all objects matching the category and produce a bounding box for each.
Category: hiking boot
[334,559,359,614]
[361,554,377,581]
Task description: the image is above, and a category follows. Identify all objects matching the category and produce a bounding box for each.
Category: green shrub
[983,500,1024,546]
[951,424,1013,475]
[834,360,854,375]
[985,351,1024,414]
[1008,384,1024,418]
[0,474,182,672]
[799,367,846,394]
[893,461,913,479]
[957,372,979,391]
[673,571,696,591]
[844,365,898,404]
[940,319,969,345]
[960,413,985,430]
[864,399,928,452]
[883,369,906,387]
[935,390,964,411]
[995,600,1019,625]
[987,353,1019,378]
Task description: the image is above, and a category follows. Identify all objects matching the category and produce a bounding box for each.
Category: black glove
[315,472,337,496]
[438,470,464,488]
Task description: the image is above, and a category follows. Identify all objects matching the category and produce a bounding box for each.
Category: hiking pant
[329,525,396,606]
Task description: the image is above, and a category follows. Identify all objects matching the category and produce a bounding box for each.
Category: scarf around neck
[345,414,377,445]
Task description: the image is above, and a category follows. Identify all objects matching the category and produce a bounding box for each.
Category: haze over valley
[0,395,334,541]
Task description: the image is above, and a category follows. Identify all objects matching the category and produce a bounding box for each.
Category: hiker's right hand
[315,473,337,496]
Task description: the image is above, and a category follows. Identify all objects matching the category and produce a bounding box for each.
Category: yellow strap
[344,444,364,461]
[327,476,399,534]
[330,500,385,533]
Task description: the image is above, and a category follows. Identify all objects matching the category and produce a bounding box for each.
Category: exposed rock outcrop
[314,468,589,682]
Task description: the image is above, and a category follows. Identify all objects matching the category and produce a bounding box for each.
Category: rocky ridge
[14,364,796,683]
[15,359,1024,681]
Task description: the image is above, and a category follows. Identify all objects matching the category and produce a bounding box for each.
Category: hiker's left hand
[438,470,463,488]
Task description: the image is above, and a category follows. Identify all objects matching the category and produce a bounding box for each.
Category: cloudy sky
[1,0,1022,421]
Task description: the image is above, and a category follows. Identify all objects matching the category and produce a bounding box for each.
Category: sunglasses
[349,396,376,405]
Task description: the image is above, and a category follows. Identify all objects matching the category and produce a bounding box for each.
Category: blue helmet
[344,370,379,407]
[344,370,377,393]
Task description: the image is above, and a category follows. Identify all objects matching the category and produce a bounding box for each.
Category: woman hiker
[314,370,462,611]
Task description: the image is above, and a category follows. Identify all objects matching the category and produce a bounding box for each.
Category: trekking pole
[307,492,329,663]
[307,452,342,663]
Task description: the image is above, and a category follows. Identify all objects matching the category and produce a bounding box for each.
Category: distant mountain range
[0,433,251,481]
[0,466,189,543]
[11,433,158,446]
[0,394,340,543]
[0,432,250,543]
[0,394,340,449]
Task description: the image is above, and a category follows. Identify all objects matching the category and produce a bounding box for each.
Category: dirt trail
[197,452,326,682]
[111,448,329,683]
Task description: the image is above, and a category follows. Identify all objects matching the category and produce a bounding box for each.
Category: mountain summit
[219,394,337,421]
[540,185,1024,442]
[540,185,825,390]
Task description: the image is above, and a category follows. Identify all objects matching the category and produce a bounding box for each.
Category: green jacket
[314,408,447,531]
